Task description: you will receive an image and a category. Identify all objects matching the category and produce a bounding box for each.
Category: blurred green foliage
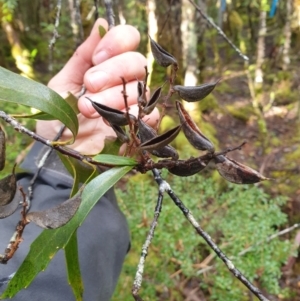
[0,103,35,177]
[113,172,291,300]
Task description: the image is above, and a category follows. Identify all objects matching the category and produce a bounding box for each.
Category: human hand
[37,18,159,154]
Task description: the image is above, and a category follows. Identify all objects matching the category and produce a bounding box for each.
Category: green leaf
[57,152,98,197]
[64,92,80,115]
[11,92,79,120]
[98,25,107,38]
[0,166,132,299]
[65,232,83,301]
[12,111,55,120]
[101,137,122,156]
[93,154,137,166]
[0,67,78,140]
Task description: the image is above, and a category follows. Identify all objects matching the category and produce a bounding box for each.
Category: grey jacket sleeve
[0,142,130,301]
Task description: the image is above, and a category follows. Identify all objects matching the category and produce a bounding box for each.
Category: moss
[198,94,219,112]
[216,81,234,94]
[274,88,298,106]
[225,103,256,122]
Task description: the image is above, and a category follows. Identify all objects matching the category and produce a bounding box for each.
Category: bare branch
[132,189,164,300]
[0,111,112,168]
[104,0,115,29]
[48,0,62,72]
[188,0,249,62]
[151,169,270,301]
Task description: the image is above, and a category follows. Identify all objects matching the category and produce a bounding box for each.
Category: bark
[282,0,293,70]
[254,5,266,85]
[154,0,184,82]
[182,0,200,120]
[195,0,207,83]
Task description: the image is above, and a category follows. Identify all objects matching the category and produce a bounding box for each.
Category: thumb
[47,18,108,96]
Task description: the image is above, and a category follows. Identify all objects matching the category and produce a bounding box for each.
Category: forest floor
[203,71,300,301]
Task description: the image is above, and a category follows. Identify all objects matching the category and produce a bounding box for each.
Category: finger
[78,81,151,118]
[47,18,108,95]
[84,52,147,94]
[92,25,140,65]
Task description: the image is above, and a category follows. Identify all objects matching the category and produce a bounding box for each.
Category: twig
[94,0,99,21]
[104,0,115,30]
[0,111,112,168]
[132,182,164,300]
[48,0,62,72]
[158,0,173,37]
[187,0,249,62]
[151,169,270,301]
[74,0,84,46]
[0,188,29,264]
[238,223,300,257]
[27,125,66,210]
[197,223,300,275]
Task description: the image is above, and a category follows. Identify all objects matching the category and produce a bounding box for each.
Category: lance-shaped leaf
[173,81,219,102]
[214,155,269,184]
[149,35,177,67]
[0,67,78,139]
[0,189,22,219]
[1,166,132,300]
[110,124,130,143]
[0,126,5,171]
[12,92,80,120]
[87,97,136,126]
[176,101,214,153]
[138,120,179,159]
[93,154,137,166]
[168,158,210,177]
[143,86,162,115]
[0,164,17,206]
[137,81,147,107]
[26,193,82,229]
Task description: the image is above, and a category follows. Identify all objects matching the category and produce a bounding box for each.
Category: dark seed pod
[0,188,22,219]
[214,155,269,184]
[26,193,82,229]
[143,86,162,115]
[87,97,136,126]
[139,123,181,154]
[0,164,17,206]
[168,158,209,177]
[137,81,147,107]
[0,126,5,171]
[110,124,130,143]
[176,101,214,153]
[138,120,178,159]
[173,81,219,102]
[149,35,177,67]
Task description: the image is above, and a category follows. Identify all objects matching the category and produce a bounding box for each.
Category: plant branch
[197,223,300,275]
[132,184,164,300]
[0,111,112,168]
[48,0,62,72]
[104,0,115,29]
[188,0,249,62]
[151,169,270,301]
[94,0,99,21]
[0,188,29,264]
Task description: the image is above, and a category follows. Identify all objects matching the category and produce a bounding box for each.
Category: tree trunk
[282,0,293,70]
[181,0,200,120]
[254,1,267,86]
[154,0,184,83]
[195,0,207,83]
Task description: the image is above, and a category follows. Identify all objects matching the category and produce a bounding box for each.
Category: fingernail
[88,70,109,92]
[93,50,109,65]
